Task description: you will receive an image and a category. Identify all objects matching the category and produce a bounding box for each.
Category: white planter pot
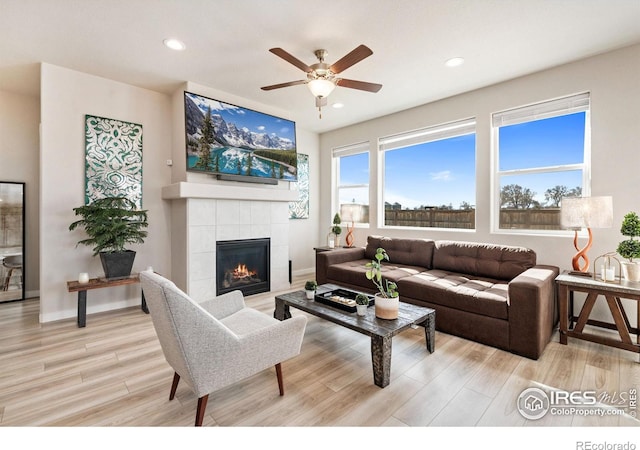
[374,293,399,320]
[621,262,640,282]
[356,304,368,316]
[305,289,315,299]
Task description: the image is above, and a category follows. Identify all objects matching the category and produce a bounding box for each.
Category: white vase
[305,290,315,299]
[621,262,640,282]
[356,304,368,316]
[374,293,399,320]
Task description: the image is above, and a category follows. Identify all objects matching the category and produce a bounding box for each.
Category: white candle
[146,266,153,272]
[606,267,615,281]
[328,238,335,249]
[78,272,89,284]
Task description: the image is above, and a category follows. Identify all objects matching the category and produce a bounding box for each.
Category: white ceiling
[1,0,639,134]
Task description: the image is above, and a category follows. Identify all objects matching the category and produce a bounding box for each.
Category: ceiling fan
[261,45,382,118]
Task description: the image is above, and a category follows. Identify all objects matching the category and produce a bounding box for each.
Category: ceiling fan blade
[261,80,307,91]
[269,48,313,73]
[329,45,373,74]
[336,78,382,93]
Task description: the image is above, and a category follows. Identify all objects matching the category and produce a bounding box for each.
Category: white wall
[319,44,640,323]
[288,126,321,277]
[0,89,40,297]
[39,64,173,322]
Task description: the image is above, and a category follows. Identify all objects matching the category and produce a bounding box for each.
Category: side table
[556,271,640,361]
[67,273,149,328]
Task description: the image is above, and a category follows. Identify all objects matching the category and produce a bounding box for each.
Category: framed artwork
[289,153,309,219]
[85,115,143,207]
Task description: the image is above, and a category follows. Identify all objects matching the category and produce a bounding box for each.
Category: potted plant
[69,196,148,279]
[616,211,640,282]
[355,293,370,316]
[365,247,399,319]
[304,280,318,299]
[332,213,342,247]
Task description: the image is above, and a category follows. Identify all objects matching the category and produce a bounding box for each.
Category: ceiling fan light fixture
[307,78,336,98]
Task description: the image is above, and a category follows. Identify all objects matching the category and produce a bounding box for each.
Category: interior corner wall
[288,126,321,276]
[0,89,40,297]
[39,63,173,323]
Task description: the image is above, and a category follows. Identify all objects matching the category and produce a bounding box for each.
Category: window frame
[377,118,477,231]
[491,92,591,235]
[332,141,371,227]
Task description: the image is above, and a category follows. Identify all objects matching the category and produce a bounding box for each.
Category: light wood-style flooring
[1,278,639,428]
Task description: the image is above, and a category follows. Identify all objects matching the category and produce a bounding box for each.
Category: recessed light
[332,102,344,109]
[445,57,465,67]
[163,38,186,51]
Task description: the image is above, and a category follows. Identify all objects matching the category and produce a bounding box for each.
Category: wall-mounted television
[184,91,297,183]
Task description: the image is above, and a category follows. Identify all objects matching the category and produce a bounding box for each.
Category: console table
[556,271,640,361]
[66,274,149,328]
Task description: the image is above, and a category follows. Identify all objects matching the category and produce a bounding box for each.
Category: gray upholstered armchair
[140,271,307,426]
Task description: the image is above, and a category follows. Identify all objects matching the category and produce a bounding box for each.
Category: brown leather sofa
[316,235,559,360]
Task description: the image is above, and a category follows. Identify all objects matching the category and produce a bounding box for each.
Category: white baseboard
[293,267,314,278]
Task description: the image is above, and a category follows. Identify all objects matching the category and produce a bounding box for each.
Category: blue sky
[186,92,296,143]
[339,112,586,209]
[498,112,585,204]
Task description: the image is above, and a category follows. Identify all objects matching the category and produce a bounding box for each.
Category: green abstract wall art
[289,153,309,219]
[85,115,143,208]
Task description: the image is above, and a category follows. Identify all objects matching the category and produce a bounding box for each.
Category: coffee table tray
[314,288,375,313]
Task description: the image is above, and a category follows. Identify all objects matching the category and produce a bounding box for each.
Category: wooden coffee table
[274,283,435,388]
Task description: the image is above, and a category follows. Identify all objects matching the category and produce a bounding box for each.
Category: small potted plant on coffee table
[365,247,399,319]
[355,293,370,316]
[304,280,318,299]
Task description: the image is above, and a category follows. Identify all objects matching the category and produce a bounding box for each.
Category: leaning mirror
[0,182,25,302]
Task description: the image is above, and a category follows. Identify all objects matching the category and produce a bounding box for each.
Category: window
[493,93,590,232]
[332,142,370,225]
[379,118,476,229]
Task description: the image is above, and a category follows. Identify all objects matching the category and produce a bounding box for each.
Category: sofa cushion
[397,270,509,320]
[326,258,424,291]
[432,241,536,281]
[365,235,434,269]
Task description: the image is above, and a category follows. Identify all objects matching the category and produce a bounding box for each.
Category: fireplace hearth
[216,238,270,296]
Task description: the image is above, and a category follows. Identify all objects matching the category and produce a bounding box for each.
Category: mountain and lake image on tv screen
[184,91,298,181]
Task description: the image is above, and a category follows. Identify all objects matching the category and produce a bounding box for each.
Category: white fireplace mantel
[162,181,299,202]
[165,181,294,302]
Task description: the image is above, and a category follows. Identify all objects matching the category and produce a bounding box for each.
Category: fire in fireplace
[216,238,270,296]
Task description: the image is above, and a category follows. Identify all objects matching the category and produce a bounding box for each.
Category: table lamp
[340,203,364,248]
[560,196,613,274]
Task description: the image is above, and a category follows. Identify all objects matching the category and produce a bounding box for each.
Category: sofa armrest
[316,248,365,284]
[508,265,559,359]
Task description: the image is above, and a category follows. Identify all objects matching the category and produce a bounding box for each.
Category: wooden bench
[66,274,149,327]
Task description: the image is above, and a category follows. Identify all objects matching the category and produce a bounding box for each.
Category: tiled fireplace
[162,182,297,302]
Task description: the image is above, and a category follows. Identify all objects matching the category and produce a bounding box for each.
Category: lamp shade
[560,196,613,229]
[307,79,335,98]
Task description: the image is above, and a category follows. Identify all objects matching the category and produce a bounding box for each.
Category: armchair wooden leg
[275,363,284,396]
[195,395,208,427]
[169,372,180,400]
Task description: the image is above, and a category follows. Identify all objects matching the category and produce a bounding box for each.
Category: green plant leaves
[69,196,148,256]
